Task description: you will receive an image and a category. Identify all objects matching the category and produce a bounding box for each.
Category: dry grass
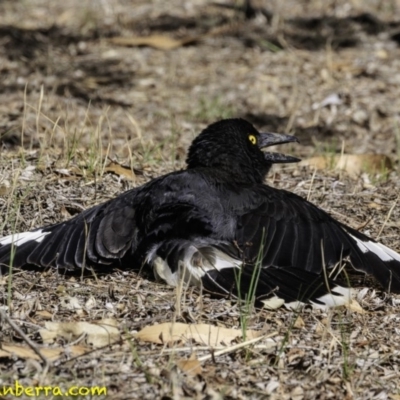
[1,0,400,398]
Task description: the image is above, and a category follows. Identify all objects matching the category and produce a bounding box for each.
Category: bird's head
[186,118,300,183]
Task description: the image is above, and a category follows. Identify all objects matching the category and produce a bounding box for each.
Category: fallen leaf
[0,180,10,196]
[266,380,280,394]
[345,299,366,314]
[260,296,285,310]
[56,285,67,294]
[376,49,388,59]
[315,322,326,336]
[59,295,82,311]
[176,359,202,376]
[85,296,97,310]
[109,22,238,51]
[135,322,260,346]
[287,348,305,365]
[19,165,36,181]
[312,93,342,110]
[35,310,53,320]
[300,154,392,177]
[54,166,83,177]
[367,202,382,209]
[330,61,364,75]
[0,344,87,362]
[104,161,135,181]
[109,35,198,50]
[39,318,120,348]
[290,386,304,400]
[55,168,72,176]
[293,316,305,329]
[60,205,72,219]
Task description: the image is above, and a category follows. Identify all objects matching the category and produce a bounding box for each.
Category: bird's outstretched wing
[0,171,224,274]
[0,187,142,271]
[231,186,400,293]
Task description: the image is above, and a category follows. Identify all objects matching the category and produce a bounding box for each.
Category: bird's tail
[344,226,400,293]
[150,240,353,310]
[201,264,352,310]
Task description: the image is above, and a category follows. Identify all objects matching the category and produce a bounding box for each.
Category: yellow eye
[248,134,257,145]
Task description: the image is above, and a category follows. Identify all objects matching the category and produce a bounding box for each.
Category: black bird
[1,119,400,309]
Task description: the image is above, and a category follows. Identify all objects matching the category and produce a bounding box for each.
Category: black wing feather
[233,186,400,292]
[0,187,142,272]
[202,265,345,305]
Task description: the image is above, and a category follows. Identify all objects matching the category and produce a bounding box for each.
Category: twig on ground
[197,332,278,362]
[0,308,50,383]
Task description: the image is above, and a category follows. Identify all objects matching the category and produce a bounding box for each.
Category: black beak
[258,132,301,164]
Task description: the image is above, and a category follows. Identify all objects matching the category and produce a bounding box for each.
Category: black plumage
[1,118,400,309]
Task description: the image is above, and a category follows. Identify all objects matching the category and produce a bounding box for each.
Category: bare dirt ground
[1,0,400,399]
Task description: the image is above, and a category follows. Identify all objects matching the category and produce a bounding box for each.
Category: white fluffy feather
[150,245,241,287]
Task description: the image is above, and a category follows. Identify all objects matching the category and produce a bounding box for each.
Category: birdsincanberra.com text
[1,381,107,397]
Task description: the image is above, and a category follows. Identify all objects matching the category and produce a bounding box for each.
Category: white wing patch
[0,230,50,246]
[284,300,306,310]
[311,285,352,309]
[277,285,352,311]
[349,233,400,262]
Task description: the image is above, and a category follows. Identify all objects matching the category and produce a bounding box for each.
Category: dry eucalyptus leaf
[59,295,82,311]
[368,202,382,209]
[300,154,392,177]
[0,343,87,362]
[104,161,135,181]
[176,359,202,376]
[109,35,198,50]
[260,296,285,310]
[290,386,304,400]
[345,299,366,314]
[55,166,83,177]
[293,316,305,329]
[35,310,53,320]
[135,322,261,346]
[287,349,305,364]
[315,322,326,336]
[19,165,36,181]
[85,295,97,310]
[312,93,342,110]
[40,318,120,348]
[0,180,10,196]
